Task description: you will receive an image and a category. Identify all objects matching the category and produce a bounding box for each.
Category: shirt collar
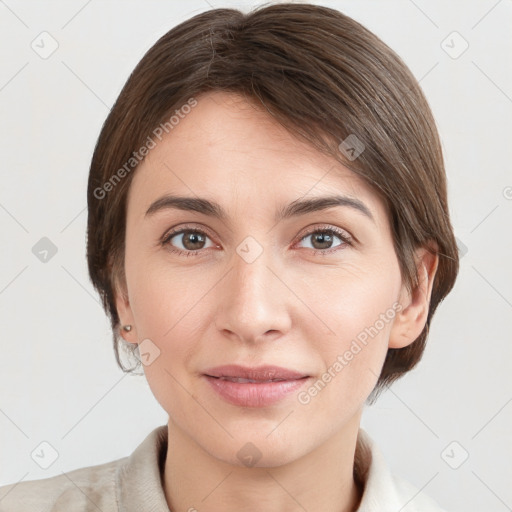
[354,428,414,511]
[115,425,430,512]
[116,425,170,511]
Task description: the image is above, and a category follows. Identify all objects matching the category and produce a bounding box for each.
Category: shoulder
[0,456,127,512]
[0,425,169,511]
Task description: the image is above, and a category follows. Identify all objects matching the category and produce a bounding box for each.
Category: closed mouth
[206,376,303,383]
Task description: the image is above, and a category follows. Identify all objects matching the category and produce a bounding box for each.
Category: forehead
[127,91,389,226]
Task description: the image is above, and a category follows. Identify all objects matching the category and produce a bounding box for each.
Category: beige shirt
[0,426,447,511]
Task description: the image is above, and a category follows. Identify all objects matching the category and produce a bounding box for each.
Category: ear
[114,277,138,345]
[388,243,439,349]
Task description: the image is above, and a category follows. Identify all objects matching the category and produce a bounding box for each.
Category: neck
[162,413,364,512]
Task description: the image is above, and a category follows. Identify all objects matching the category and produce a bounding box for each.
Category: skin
[115,91,438,512]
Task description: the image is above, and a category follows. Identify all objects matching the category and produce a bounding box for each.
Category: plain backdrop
[0,1,511,511]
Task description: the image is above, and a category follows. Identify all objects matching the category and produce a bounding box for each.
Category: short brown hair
[86,3,459,399]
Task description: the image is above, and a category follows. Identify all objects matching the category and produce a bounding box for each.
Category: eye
[161,224,352,258]
[296,226,352,255]
[162,226,216,257]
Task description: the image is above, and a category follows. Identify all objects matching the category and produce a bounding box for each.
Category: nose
[214,243,292,344]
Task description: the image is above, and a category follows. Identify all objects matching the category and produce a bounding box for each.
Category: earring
[122,325,132,332]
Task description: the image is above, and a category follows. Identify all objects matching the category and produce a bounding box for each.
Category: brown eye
[177,231,207,250]
[297,227,351,254]
[163,228,215,256]
[308,231,337,250]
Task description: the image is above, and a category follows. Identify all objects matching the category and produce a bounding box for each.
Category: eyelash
[161,223,353,258]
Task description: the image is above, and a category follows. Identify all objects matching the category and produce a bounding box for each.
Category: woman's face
[117,91,413,467]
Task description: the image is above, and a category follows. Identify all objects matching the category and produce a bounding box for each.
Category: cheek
[126,247,198,335]
[126,254,213,363]
[126,263,204,413]
[303,261,401,397]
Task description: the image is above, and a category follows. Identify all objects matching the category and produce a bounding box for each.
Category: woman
[0,3,458,510]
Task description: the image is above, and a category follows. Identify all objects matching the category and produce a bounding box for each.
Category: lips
[203,364,308,382]
[202,365,310,407]
[216,377,288,383]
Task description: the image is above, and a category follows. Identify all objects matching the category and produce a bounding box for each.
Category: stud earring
[122,325,132,332]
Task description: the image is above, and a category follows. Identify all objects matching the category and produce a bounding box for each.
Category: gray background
[1,1,511,511]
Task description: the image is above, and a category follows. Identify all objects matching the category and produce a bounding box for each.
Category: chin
[216,432,308,469]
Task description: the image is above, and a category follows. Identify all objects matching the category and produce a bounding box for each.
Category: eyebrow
[145,194,374,223]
